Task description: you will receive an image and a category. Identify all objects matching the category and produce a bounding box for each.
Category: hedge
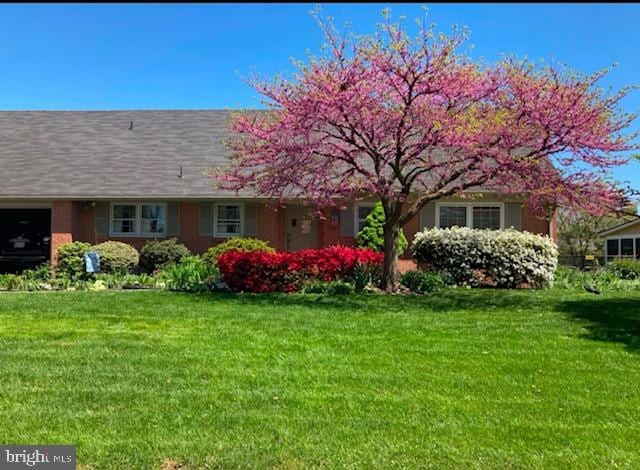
[202,237,274,265]
[93,241,139,274]
[217,246,383,293]
[140,238,191,272]
[411,227,558,289]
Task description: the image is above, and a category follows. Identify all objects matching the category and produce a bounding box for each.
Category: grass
[0,289,639,468]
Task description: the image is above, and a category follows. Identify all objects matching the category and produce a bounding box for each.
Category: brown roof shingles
[0,110,251,199]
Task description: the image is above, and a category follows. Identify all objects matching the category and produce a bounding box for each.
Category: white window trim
[213,202,244,238]
[109,202,168,237]
[435,202,505,230]
[604,236,639,263]
[353,202,376,236]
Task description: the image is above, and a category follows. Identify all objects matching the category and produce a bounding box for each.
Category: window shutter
[420,202,436,229]
[198,203,213,236]
[167,203,180,236]
[243,203,257,236]
[95,202,109,235]
[505,203,522,230]
[340,204,355,237]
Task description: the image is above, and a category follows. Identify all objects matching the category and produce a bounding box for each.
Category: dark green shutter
[340,204,355,237]
[505,202,522,230]
[243,203,257,236]
[420,202,436,229]
[95,202,109,235]
[167,203,180,236]
[198,203,213,236]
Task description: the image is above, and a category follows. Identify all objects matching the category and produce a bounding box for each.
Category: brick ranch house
[0,110,557,271]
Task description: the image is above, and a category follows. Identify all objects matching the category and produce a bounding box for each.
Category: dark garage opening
[0,209,51,273]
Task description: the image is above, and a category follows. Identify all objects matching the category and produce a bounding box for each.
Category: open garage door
[0,209,51,273]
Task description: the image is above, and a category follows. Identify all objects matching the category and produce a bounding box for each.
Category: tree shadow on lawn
[558,297,640,353]
[175,289,546,314]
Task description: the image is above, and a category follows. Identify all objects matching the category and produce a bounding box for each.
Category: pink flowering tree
[217,11,637,291]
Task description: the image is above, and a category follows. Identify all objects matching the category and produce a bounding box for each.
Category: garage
[0,208,51,273]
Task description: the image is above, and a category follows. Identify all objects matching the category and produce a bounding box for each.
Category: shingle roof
[0,110,250,199]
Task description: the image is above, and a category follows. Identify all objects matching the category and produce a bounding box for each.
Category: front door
[285,206,318,251]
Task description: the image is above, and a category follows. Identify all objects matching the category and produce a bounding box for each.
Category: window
[606,237,640,262]
[607,239,619,257]
[112,205,137,234]
[141,205,165,234]
[439,206,467,228]
[110,203,166,236]
[355,204,375,234]
[437,203,503,229]
[472,206,501,230]
[621,238,634,257]
[215,204,242,237]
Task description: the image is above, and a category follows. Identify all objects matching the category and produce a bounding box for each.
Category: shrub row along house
[0,110,557,271]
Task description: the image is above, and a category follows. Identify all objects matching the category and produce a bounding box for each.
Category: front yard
[0,290,639,468]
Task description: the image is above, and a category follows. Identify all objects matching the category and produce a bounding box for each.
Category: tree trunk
[382,221,400,292]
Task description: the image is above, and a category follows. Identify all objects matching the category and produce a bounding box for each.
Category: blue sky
[0,3,638,187]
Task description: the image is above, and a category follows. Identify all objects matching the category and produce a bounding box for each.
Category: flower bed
[217,246,383,293]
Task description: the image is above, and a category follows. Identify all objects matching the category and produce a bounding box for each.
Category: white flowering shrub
[411,227,558,289]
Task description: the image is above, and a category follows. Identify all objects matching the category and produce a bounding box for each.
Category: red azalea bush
[217,246,383,293]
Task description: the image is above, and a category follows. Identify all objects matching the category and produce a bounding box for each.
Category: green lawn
[0,290,639,468]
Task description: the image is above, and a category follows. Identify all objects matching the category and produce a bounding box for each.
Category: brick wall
[257,204,286,251]
[71,201,286,256]
[50,199,558,265]
[50,201,74,265]
[316,207,419,259]
[318,208,355,248]
[522,204,558,243]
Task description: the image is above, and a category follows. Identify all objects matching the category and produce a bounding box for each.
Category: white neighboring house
[600,218,640,263]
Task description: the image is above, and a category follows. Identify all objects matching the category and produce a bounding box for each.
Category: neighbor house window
[621,238,634,257]
[606,239,619,258]
[355,204,375,234]
[437,203,503,229]
[110,203,166,236]
[606,237,640,262]
[215,204,242,237]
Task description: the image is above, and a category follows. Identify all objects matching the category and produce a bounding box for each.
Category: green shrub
[121,274,157,289]
[608,259,640,280]
[343,262,382,292]
[300,279,329,294]
[139,238,191,273]
[554,265,640,291]
[553,266,587,290]
[21,263,53,282]
[93,241,139,274]
[56,241,92,278]
[202,237,274,265]
[355,202,408,253]
[160,256,219,292]
[325,280,355,295]
[400,270,446,294]
[51,276,73,290]
[301,279,355,295]
[0,274,19,290]
[412,227,558,289]
[93,273,158,290]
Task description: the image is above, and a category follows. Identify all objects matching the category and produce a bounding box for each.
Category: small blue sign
[84,252,100,273]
